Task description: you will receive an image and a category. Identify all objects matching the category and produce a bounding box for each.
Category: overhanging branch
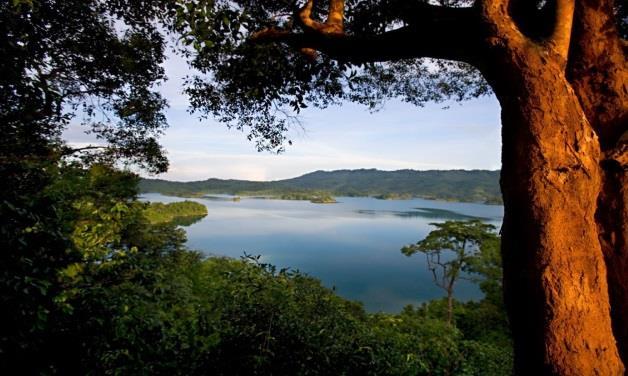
[251,1,483,65]
[61,145,107,156]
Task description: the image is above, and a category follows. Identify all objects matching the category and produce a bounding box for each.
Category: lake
[141,193,504,312]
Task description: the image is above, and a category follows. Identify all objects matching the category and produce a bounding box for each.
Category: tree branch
[567,0,627,148]
[477,0,526,49]
[547,0,575,62]
[297,0,344,34]
[61,145,107,156]
[251,3,483,64]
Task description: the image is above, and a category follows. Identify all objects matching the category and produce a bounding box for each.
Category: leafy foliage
[1,0,177,173]
[2,162,158,371]
[69,251,512,375]
[144,201,209,224]
[173,0,490,151]
[1,1,178,367]
[173,0,626,155]
[1,2,513,374]
[402,220,500,324]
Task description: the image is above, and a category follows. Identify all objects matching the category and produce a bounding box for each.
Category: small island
[280,191,337,204]
[144,201,208,224]
[309,195,337,204]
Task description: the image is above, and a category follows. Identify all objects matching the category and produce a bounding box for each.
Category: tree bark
[567,0,628,365]
[598,165,628,368]
[482,42,625,374]
[447,288,454,326]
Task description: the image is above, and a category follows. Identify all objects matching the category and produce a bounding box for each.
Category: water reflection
[170,215,206,227]
[356,207,490,220]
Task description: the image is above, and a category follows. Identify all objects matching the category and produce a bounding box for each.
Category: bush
[75,254,512,375]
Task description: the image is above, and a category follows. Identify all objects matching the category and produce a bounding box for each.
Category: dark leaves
[176,0,490,152]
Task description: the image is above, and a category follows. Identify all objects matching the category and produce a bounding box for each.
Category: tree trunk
[447,288,454,326]
[598,166,628,367]
[567,0,628,365]
[483,45,625,374]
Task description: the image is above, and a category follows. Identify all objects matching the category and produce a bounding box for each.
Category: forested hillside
[140,169,502,204]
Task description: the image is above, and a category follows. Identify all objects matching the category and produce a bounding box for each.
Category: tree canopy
[174,0,492,151]
[1,0,179,172]
[172,1,628,373]
[402,220,499,324]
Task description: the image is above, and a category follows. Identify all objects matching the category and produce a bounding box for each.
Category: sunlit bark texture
[183,0,627,373]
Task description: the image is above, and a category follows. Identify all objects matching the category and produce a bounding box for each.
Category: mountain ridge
[140,169,502,204]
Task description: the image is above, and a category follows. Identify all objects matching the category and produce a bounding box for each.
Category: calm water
[141,193,503,312]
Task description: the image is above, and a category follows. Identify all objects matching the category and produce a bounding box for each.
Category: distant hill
[140,169,502,204]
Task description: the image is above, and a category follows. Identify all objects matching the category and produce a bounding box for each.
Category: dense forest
[140,169,502,204]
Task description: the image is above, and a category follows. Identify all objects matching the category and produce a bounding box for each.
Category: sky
[65,48,503,182]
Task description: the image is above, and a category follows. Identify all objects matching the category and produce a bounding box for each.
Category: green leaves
[143,200,208,225]
[403,220,498,256]
[174,0,490,152]
[402,220,500,325]
[2,0,173,173]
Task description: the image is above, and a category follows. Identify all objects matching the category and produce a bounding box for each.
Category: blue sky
[66,49,502,182]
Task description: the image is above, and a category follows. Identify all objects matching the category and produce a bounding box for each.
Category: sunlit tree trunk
[496,65,622,375]
[568,0,628,365]
[481,40,625,376]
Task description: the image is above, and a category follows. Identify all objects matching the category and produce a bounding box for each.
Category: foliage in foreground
[1,164,511,375]
[1,1,511,373]
[64,254,513,375]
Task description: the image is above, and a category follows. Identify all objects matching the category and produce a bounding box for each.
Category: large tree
[176,0,627,374]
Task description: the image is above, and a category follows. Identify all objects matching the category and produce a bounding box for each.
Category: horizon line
[142,167,501,183]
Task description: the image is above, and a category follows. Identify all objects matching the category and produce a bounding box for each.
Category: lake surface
[141,193,504,312]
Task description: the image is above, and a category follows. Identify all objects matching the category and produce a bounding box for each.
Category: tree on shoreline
[402,220,498,326]
[176,0,627,373]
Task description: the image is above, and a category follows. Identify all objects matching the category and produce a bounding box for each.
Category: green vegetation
[280,191,337,203]
[402,220,500,325]
[144,201,208,224]
[375,193,414,200]
[310,196,337,204]
[140,169,502,204]
[2,162,512,374]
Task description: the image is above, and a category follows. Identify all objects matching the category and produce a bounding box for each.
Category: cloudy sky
[66,49,503,182]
